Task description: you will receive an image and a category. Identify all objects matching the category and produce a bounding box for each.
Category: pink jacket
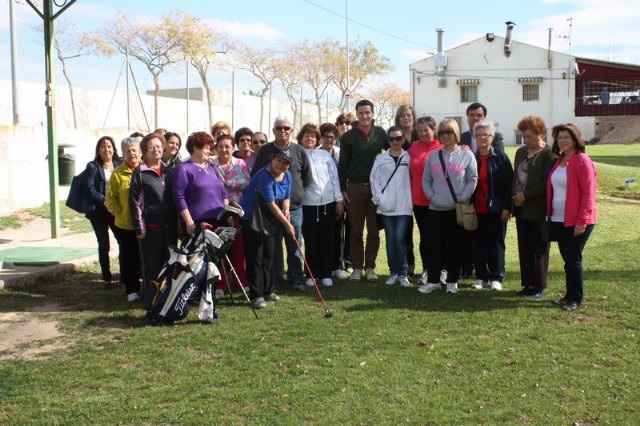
[407,139,442,206]
[546,152,597,227]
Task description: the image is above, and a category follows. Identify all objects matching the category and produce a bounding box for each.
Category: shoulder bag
[65,166,94,214]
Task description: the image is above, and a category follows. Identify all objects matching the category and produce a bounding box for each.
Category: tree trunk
[202,77,213,130]
[60,58,78,129]
[153,73,160,130]
[316,98,322,126]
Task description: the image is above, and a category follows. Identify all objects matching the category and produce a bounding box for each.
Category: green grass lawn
[0,202,93,233]
[0,145,638,424]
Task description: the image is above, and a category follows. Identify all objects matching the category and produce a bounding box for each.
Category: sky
[2,0,640,100]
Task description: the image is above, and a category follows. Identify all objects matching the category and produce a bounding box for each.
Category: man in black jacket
[460,103,504,153]
[252,116,310,290]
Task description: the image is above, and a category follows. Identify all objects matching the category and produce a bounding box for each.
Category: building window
[460,85,478,103]
[522,84,539,101]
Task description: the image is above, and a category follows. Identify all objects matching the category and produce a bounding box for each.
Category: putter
[291,235,333,318]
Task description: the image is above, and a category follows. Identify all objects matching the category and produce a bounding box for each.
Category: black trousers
[139,226,175,286]
[413,205,430,273]
[425,209,463,284]
[112,226,140,295]
[243,225,275,299]
[514,207,549,291]
[88,207,116,282]
[472,213,507,282]
[552,222,594,305]
[302,203,336,280]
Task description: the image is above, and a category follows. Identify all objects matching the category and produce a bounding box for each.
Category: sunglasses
[252,140,267,145]
[337,121,350,125]
[438,130,455,136]
[388,136,404,142]
[275,126,291,132]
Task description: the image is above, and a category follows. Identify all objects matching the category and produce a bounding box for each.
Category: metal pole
[126,47,130,130]
[231,70,236,130]
[186,58,190,135]
[345,0,350,112]
[10,0,21,124]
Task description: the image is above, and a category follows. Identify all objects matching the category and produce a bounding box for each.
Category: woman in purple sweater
[173,132,228,235]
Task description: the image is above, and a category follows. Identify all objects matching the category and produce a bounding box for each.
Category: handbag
[439,151,477,231]
[246,171,280,236]
[65,168,94,214]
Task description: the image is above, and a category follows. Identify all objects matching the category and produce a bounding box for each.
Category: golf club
[291,235,333,318]
[224,254,259,320]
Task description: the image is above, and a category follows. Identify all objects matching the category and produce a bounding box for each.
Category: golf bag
[145,224,239,325]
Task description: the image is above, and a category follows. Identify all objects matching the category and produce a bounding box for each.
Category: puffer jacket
[370,150,412,216]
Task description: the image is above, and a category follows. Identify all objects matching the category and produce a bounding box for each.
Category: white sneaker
[126,292,139,302]
[305,278,316,287]
[332,269,348,280]
[490,281,502,291]
[471,279,485,289]
[321,278,333,287]
[365,268,378,281]
[215,289,225,297]
[440,269,448,284]
[385,273,399,285]
[446,282,458,294]
[264,293,280,302]
[418,283,441,294]
[418,271,428,285]
[251,297,266,309]
[349,268,362,281]
[399,276,411,287]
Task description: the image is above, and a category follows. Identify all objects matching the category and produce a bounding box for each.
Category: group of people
[82,99,597,313]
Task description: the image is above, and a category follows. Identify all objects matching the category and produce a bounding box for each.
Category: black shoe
[563,301,579,311]
[553,296,569,306]
[516,287,536,296]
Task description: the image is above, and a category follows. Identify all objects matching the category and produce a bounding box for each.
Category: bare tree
[297,39,336,125]
[328,39,394,111]
[230,42,278,132]
[34,19,93,129]
[277,44,304,129]
[179,13,229,130]
[366,81,411,128]
[85,11,186,129]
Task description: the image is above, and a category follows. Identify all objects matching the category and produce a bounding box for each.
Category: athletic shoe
[215,289,225,297]
[440,270,448,284]
[251,297,267,309]
[365,268,378,281]
[418,271,428,285]
[399,276,411,288]
[563,301,579,311]
[305,278,316,287]
[321,278,333,287]
[531,290,545,300]
[349,268,362,281]
[553,296,569,306]
[418,283,441,294]
[385,274,399,285]
[103,281,114,290]
[126,292,139,302]
[446,282,458,294]
[490,281,502,291]
[264,293,280,302]
[516,287,537,296]
[333,269,348,280]
[243,286,250,293]
[471,279,486,289]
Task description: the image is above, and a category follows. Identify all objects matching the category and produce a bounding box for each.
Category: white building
[409,29,640,145]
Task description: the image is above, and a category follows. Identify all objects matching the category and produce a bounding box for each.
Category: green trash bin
[59,154,75,186]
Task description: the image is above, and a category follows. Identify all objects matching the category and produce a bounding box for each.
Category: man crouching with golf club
[240,150,294,309]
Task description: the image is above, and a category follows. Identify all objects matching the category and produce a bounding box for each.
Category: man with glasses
[252,116,310,291]
[338,100,388,282]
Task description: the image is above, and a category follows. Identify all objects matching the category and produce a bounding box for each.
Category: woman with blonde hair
[420,118,477,295]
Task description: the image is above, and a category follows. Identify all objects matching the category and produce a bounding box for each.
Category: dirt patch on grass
[0,308,71,360]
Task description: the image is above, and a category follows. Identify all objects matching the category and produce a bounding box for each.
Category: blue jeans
[381,215,411,276]
[272,207,304,286]
[552,222,594,305]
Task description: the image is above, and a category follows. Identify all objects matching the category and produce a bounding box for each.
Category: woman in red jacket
[546,123,597,311]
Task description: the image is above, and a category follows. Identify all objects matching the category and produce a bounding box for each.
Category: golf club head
[324,311,333,318]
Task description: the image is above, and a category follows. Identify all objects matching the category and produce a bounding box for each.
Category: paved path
[0,218,105,289]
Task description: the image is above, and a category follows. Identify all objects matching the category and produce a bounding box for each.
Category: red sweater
[407,139,442,206]
[546,152,597,227]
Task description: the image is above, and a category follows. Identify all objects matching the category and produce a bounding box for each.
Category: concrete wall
[0,79,340,214]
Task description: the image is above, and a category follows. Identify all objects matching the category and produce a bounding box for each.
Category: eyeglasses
[388,136,404,142]
[275,126,291,132]
[475,133,493,139]
[438,130,454,137]
[252,139,267,145]
[337,121,350,125]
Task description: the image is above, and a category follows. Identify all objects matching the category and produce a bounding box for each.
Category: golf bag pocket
[197,262,221,323]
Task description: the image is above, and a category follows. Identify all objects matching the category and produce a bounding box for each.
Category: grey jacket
[422,146,478,211]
